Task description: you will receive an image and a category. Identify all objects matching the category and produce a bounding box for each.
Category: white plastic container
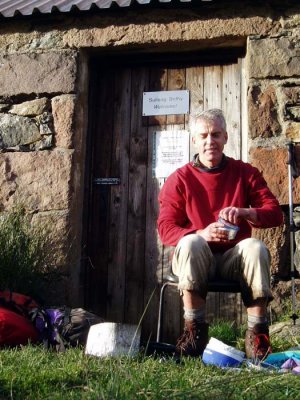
[85,322,141,357]
[202,337,245,367]
[218,217,240,240]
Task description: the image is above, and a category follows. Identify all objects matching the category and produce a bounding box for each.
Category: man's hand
[219,207,258,225]
[196,222,229,242]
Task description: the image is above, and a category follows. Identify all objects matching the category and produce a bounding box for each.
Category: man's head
[191,109,228,168]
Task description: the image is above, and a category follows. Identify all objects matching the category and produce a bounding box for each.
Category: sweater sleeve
[157,173,196,246]
[247,167,283,228]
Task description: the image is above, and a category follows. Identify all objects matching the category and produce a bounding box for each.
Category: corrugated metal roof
[0,0,213,18]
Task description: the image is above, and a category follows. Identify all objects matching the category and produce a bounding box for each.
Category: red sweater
[157,156,283,252]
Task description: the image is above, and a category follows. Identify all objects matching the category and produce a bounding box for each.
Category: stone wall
[246,14,300,278]
[0,48,88,305]
[0,1,299,305]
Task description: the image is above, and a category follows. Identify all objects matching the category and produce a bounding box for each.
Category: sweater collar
[192,154,228,172]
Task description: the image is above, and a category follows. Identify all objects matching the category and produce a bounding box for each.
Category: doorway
[84,52,246,342]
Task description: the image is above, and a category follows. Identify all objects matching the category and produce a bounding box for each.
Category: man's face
[192,118,228,168]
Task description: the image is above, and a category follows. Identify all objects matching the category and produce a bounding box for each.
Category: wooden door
[84,55,246,343]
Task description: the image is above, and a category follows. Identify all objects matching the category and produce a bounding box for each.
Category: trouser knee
[172,234,214,295]
[238,238,270,273]
[174,234,210,259]
[237,238,272,306]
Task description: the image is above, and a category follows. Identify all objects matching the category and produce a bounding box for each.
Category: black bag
[32,307,104,351]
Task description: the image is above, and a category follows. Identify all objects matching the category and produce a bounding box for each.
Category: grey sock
[247,314,268,329]
[184,307,206,323]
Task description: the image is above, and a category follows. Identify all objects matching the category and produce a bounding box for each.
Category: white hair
[190,109,227,131]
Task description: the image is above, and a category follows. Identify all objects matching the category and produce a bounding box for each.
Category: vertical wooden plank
[125,66,149,324]
[166,68,185,125]
[86,68,115,316]
[222,63,241,160]
[163,243,182,343]
[186,66,204,159]
[106,68,131,322]
[143,67,168,341]
[203,65,222,110]
[240,57,248,162]
[206,292,219,322]
[148,67,168,127]
[83,64,99,311]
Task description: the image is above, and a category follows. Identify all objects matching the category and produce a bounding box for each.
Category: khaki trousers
[172,234,272,307]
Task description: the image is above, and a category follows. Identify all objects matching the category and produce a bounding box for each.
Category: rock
[248,35,300,78]
[252,215,289,278]
[52,95,76,149]
[85,323,141,357]
[271,279,300,323]
[9,98,50,116]
[0,113,41,149]
[250,147,300,205]
[269,321,300,341]
[0,51,78,96]
[0,104,10,112]
[285,122,300,141]
[0,149,73,211]
[248,85,281,139]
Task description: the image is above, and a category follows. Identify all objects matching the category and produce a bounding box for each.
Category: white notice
[143,90,189,116]
[153,130,190,178]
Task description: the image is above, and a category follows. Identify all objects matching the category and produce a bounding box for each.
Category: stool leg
[156,281,178,342]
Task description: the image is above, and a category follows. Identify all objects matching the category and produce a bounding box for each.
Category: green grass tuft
[208,319,245,347]
[0,206,59,302]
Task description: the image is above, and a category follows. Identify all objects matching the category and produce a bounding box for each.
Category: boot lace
[254,333,272,359]
[176,326,197,351]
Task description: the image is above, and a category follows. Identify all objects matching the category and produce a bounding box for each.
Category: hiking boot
[176,320,209,357]
[245,323,272,361]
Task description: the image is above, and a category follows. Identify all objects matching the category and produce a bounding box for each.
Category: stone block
[9,98,50,116]
[249,147,300,205]
[252,214,289,278]
[285,122,300,141]
[280,86,300,122]
[248,35,300,79]
[0,149,73,212]
[52,95,76,149]
[248,85,280,138]
[0,51,77,96]
[62,12,279,49]
[0,104,10,112]
[0,113,41,149]
[31,210,72,272]
[271,280,300,323]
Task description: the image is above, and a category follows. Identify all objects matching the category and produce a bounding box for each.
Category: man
[157,109,283,360]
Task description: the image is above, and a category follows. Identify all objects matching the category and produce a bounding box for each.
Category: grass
[0,345,300,400]
[0,206,60,302]
[0,322,300,400]
[208,320,245,348]
[1,207,299,398]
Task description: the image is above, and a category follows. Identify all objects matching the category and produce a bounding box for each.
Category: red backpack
[0,307,39,347]
[0,290,40,347]
[0,290,40,317]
